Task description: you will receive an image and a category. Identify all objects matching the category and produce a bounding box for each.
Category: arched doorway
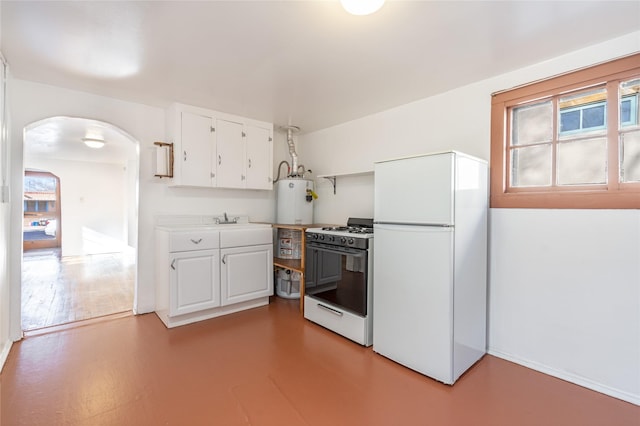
[21,116,139,331]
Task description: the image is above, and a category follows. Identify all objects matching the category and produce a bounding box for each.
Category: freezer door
[372,224,454,384]
[374,152,454,225]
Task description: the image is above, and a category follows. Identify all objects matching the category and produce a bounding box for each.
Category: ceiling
[23,117,138,165]
[2,0,640,141]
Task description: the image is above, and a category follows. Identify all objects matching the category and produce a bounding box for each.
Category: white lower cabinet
[170,249,220,316]
[221,244,273,306]
[155,224,273,328]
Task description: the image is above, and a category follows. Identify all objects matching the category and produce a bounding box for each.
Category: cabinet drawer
[304,296,368,346]
[220,227,272,248]
[169,231,220,252]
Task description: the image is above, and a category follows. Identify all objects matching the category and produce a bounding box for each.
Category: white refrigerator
[373,151,488,385]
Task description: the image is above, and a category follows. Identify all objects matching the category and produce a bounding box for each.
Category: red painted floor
[1,297,638,425]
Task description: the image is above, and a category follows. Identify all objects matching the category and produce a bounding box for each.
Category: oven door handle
[317,303,344,317]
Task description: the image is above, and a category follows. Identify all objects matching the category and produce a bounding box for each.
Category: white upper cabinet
[216,118,245,189]
[245,123,273,190]
[180,111,216,187]
[166,103,273,190]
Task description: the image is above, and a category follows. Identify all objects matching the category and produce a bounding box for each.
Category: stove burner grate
[321,226,349,231]
[321,226,373,234]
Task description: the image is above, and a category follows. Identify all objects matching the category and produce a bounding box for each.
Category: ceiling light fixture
[82,137,106,149]
[341,0,385,15]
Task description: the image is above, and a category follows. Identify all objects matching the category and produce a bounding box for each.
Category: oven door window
[306,245,368,317]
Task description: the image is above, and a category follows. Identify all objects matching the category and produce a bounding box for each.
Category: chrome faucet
[216,212,238,224]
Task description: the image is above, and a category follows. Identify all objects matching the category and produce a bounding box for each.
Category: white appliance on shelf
[373,151,488,385]
[276,178,314,225]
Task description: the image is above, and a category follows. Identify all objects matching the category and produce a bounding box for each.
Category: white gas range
[303,218,374,346]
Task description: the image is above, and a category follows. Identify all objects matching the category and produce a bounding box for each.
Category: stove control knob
[319,234,325,240]
[340,237,347,244]
[348,238,355,245]
[328,236,335,242]
[312,234,319,240]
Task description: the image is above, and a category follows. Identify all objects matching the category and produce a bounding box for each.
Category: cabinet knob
[190,238,202,244]
[170,259,176,270]
[248,158,252,168]
[218,155,222,165]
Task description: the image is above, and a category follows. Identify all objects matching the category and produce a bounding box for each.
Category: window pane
[511,145,551,187]
[511,101,552,146]
[557,137,607,185]
[560,110,580,132]
[559,87,607,136]
[24,175,57,192]
[582,104,605,129]
[621,99,632,124]
[621,130,640,182]
[620,78,639,128]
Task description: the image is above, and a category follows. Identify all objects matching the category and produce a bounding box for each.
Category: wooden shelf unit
[272,223,328,313]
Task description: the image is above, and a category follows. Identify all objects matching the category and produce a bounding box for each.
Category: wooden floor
[2,297,637,425]
[21,248,135,331]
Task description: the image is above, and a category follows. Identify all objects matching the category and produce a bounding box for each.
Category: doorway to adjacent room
[21,116,139,332]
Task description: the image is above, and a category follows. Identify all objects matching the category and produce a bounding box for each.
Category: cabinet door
[181,111,216,187]
[216,119,245,188]
[170,249,220,316]
[245,124,273,190]
[221,244,273,306]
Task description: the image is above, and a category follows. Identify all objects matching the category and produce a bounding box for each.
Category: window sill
[490,189,640,209]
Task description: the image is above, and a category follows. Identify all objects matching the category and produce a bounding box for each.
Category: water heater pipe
[282,125,300,177]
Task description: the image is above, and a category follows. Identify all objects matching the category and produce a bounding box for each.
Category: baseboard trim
[0,339,13,373]
[488,348,639,406]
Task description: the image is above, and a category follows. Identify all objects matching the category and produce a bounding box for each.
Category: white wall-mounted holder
[153,141,174,178]
[321,176,337,194]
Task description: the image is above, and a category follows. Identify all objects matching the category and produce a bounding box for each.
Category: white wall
[0,53,11,369]
[25,157,130,256]
[127,158,137,247]
[300,32,640,404]
[0,173,8,371]
[6,80,283,342]
[489,209,639,403]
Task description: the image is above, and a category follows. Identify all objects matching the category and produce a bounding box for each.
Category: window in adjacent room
[490,53,640,208]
